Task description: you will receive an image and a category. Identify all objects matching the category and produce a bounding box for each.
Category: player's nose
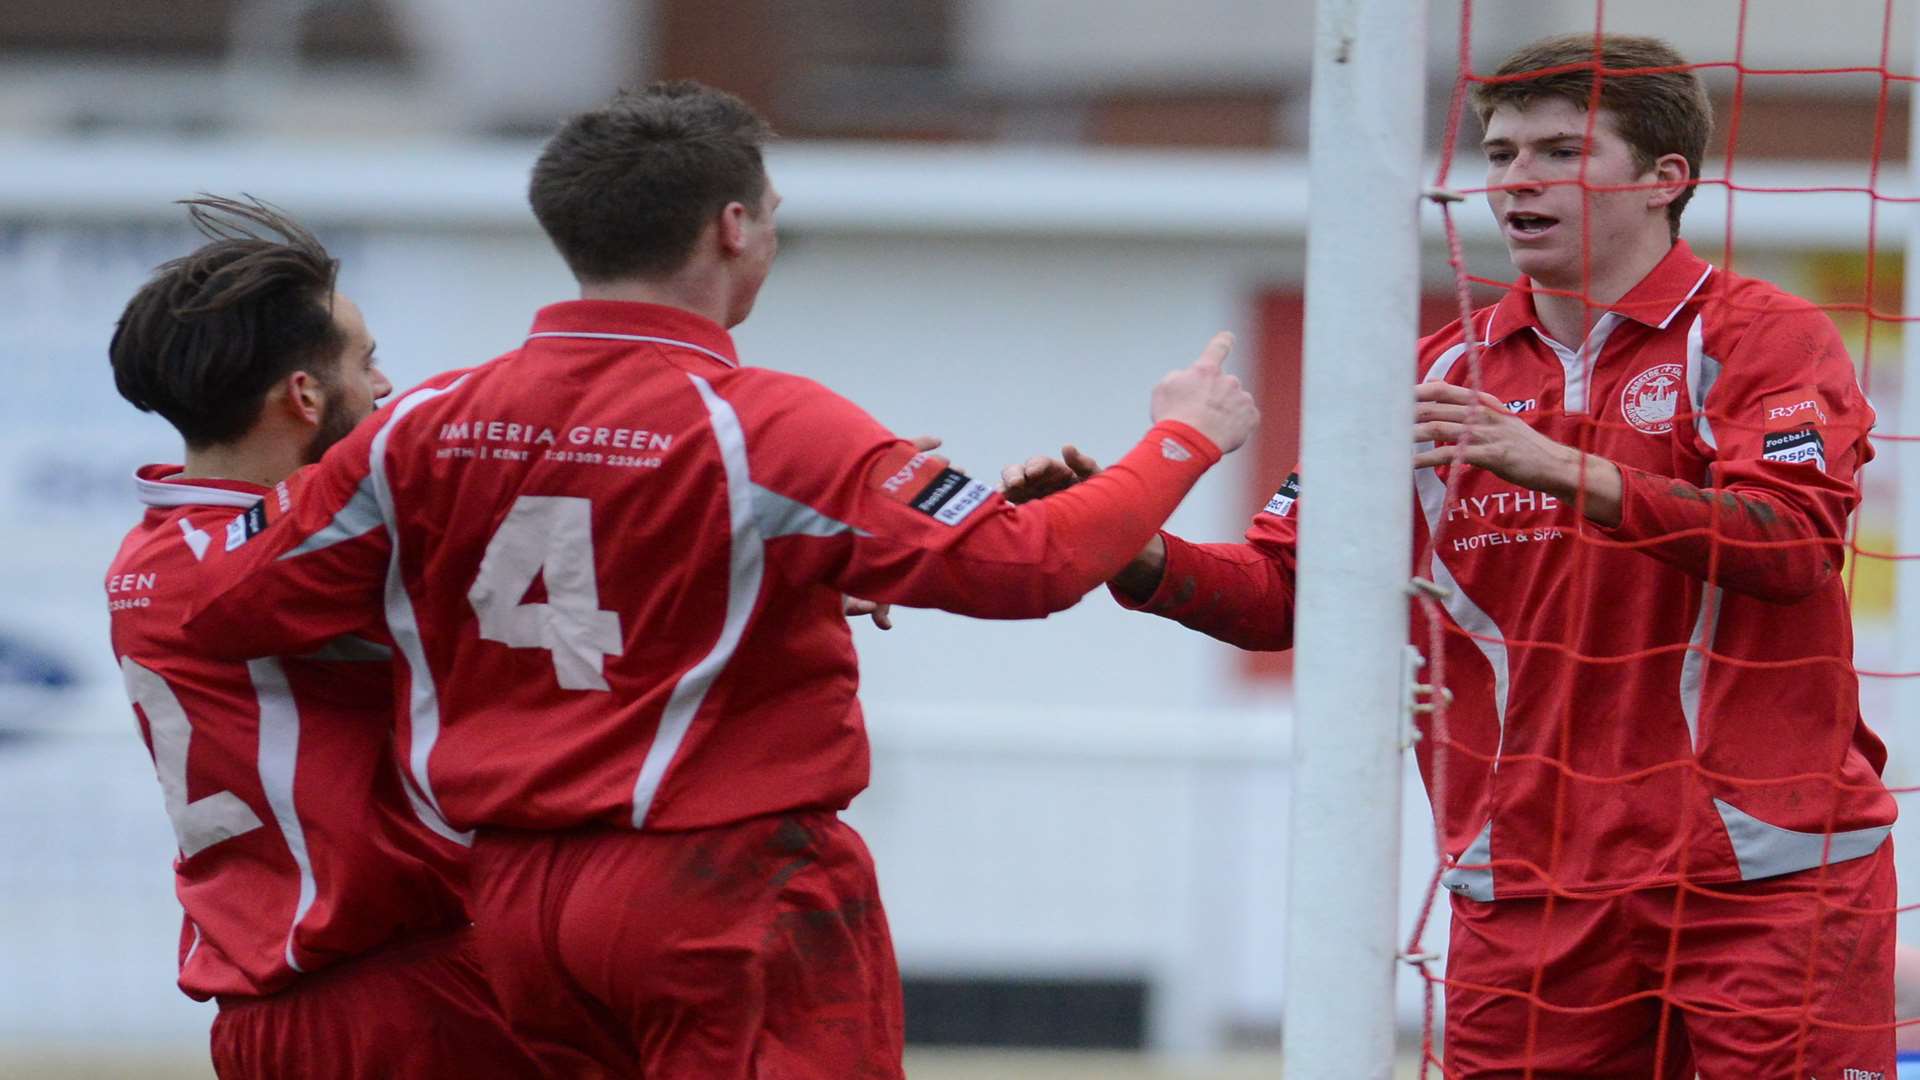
[1498,155,1548,194]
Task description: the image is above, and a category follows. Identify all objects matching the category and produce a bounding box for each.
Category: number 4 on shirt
[468,496,623,692]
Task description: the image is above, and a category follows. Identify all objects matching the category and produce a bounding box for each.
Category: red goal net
[1405,2,1919,1075]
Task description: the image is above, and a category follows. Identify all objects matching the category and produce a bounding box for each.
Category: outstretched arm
[1115,467,1300,651]
[753,332,1261,619]
[1004,444,1299,650]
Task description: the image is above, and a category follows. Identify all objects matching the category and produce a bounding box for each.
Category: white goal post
[1283,0,1428,1075]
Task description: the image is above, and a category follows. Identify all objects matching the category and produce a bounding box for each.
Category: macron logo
[178,519,211,562]
[1160,437,1193,462]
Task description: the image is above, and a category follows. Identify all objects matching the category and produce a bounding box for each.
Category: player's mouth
[1505,211,1559,241]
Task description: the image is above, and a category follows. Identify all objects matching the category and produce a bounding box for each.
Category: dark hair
[110,196,344,448]
[529,81,773,282]
[1472,34,1712,238]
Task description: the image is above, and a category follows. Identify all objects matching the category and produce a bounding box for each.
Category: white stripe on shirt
[628,372,765,827]
[368,380,473,846]
[248,657,315,973]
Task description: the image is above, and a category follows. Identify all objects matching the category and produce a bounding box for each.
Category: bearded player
[1009,33,1896,1079]
[105,197,543,1078]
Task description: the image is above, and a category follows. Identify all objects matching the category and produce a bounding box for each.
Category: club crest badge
[1620,362,1683,435]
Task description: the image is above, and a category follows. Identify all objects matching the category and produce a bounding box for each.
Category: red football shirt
[108,466,471,1000]
[186,301,1220,833]
[1121,241,1895,899]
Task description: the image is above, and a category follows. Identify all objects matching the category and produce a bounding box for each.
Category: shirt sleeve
[185,402,399,659]
[1107,469,1299,651]
[1101,311,1478,648]
[1594,298,1873,603]
[735,371,1224,618]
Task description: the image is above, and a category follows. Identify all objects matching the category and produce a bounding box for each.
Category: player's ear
[716,201,750,257]
[1647,152,1690,212]
[282,369,327,427]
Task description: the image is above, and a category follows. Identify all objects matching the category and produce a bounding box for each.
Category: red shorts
[1444,842,1895,1079]
[470,811,905,1080]
[210,925,542,1079]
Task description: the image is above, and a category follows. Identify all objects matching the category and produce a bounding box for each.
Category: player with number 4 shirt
[183,84,1260,1077]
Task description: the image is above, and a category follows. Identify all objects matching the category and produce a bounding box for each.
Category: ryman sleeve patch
[1760,387,1831,473]
[871,444,994,527]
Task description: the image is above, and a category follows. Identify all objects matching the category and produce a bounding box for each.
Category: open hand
[1001,445,1102,505]
[1410,381,1624,525]
[1411,381,1577,491]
